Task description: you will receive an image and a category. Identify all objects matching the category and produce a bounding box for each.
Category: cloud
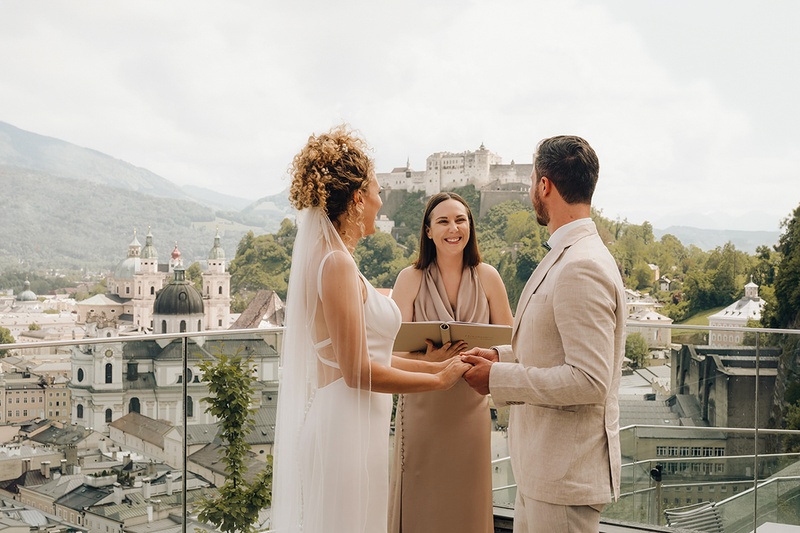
[0,0,796,231]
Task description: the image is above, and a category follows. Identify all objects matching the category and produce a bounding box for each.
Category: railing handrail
[620,424,800,435]
[0,326,284,351]
[625,321,800,336]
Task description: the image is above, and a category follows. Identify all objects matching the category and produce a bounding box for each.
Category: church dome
[208,229,226,260]
[153,266,204,316]
[171,243,182,261]
[113,256,141,280]
[17,280,37,302]
[141,229,158,259]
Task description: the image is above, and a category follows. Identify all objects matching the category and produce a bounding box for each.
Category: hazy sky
[1,1,798,232]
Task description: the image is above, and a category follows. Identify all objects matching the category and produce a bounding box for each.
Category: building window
[703,447,713,457]
[15,410,19,417]
[78,368,84,382]
[129,398,140,414]
[218,286,222,295]
[198,320,202,331]
[105,363,112,383]
[680,447,690,457]
[77,405,83,418]
[151,286,155,295]
[716,463,725,473]
[656,446,667,457]
[180,320,186,333]
[126,287,130,294]
[692,447,701,456]
[49,410,53,416]
[106,409,112,423]
[39,397,42,403]
[23,410,27,417]
[218,319,223,327]
[668,446,678,457]
[715,447,725,456]
[187,396,193,418]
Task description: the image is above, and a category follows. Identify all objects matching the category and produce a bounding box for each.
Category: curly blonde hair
[289,125,375,243]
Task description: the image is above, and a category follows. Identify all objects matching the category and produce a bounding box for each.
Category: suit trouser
[513,491,604,533]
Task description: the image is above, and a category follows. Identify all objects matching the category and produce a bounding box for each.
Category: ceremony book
[392,321,512,353]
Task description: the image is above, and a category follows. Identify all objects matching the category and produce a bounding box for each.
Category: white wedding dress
[272,207,401,533]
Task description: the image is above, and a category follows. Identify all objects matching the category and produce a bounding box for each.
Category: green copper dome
[208,228,226,260]
[17,280,37,302]
[153,266,204,316]
[141,228,158,259]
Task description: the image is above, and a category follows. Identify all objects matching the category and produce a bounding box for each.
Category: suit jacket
[489,221,625,505]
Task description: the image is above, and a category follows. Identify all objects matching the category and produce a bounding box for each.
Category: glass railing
[0,328,279,533]
[3,320,800,532]
[488,321,800,532]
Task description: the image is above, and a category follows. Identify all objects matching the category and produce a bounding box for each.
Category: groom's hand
[461,354,493,395]
[460,347,499,363]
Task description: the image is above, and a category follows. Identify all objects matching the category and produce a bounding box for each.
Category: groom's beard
[533,186,549,227]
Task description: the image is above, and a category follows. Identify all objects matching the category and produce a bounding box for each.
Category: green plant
[197,346,272,533]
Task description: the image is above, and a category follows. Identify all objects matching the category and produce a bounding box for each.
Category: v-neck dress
[388,263,493,533]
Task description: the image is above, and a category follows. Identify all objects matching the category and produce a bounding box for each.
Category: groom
[462,136,625,533]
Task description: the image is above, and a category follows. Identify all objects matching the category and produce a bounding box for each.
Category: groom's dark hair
[534,135,599,205]
[414,192,481,270]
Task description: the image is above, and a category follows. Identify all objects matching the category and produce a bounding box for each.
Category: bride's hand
[422,339,468,363]
[435,356,473,390]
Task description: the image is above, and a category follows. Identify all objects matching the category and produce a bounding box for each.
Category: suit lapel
[511,222,600,342]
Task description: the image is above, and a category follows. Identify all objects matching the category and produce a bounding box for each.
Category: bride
[272,125,471,533]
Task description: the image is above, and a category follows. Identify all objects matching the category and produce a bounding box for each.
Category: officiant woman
[389,192,513,533]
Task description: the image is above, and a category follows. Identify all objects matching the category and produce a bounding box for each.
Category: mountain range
[0,120,780,273]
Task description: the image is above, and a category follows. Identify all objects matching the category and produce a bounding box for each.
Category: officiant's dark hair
[414,192,481,270]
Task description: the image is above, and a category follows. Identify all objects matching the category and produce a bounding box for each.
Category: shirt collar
[546,218,593,250]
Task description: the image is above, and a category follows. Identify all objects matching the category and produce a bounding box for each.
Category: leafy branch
[197,346,272,533]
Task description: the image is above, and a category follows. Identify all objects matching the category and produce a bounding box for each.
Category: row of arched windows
[75,398,194,421]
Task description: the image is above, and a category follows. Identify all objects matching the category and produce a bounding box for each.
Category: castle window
[105,363,112,383]
[77,405,83,418]
[129,398,140,414]
[105,409,112,423]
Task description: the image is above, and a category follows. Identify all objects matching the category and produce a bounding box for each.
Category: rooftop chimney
[165,472,173,496]
[40,461,50,478]
[143,478,151,499]
[113,482,121,505]
[146,461,156,477]
[21,458,30,473]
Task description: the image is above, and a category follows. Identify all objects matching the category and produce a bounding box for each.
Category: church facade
[78,228,230,333]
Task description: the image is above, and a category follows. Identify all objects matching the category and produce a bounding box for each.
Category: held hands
[435,356,473,390]
[421,339,468,363]
[460,347,498,396]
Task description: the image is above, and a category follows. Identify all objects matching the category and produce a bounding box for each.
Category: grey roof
[108,412,174,447]
[79,293,127,306]
[30,424,93,446]
[188,444,267,484]
[175,403,276,446]
[54,484,112,511]
[229,290,284,329]
[28,474,85,500]
[619,398,680,427]
[87,487,218,522]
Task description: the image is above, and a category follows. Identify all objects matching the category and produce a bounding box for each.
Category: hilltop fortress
[376,143,534,196]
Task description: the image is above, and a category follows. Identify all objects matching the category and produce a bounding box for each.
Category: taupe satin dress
[388,263,493,533]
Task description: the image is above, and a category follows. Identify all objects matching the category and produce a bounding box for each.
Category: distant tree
[354,231,409,289]
[229,232,290,299]
[0,327,15,356]
[741,319,762,346]
[631,262,654,291]
[625,333,649,368]
[185,262,203,291]
[784,403,800,452]
[28,323,41,331]
[450,184,481,220]
[769,203,800,329]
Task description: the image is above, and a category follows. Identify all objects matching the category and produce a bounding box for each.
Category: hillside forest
[226,186,800,334]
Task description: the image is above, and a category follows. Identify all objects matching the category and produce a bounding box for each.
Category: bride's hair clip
[320,166,329,175]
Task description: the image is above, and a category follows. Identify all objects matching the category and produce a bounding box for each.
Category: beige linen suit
[490,221,625,508]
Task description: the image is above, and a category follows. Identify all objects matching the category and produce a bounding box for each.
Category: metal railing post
[182,335,188,533]
[753,331,760,533]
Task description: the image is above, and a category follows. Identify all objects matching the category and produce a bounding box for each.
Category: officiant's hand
[421,339,468,363]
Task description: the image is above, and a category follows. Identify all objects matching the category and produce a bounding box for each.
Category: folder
[392,321,512,353]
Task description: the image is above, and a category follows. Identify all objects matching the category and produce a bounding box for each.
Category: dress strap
[312,338,340,368]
